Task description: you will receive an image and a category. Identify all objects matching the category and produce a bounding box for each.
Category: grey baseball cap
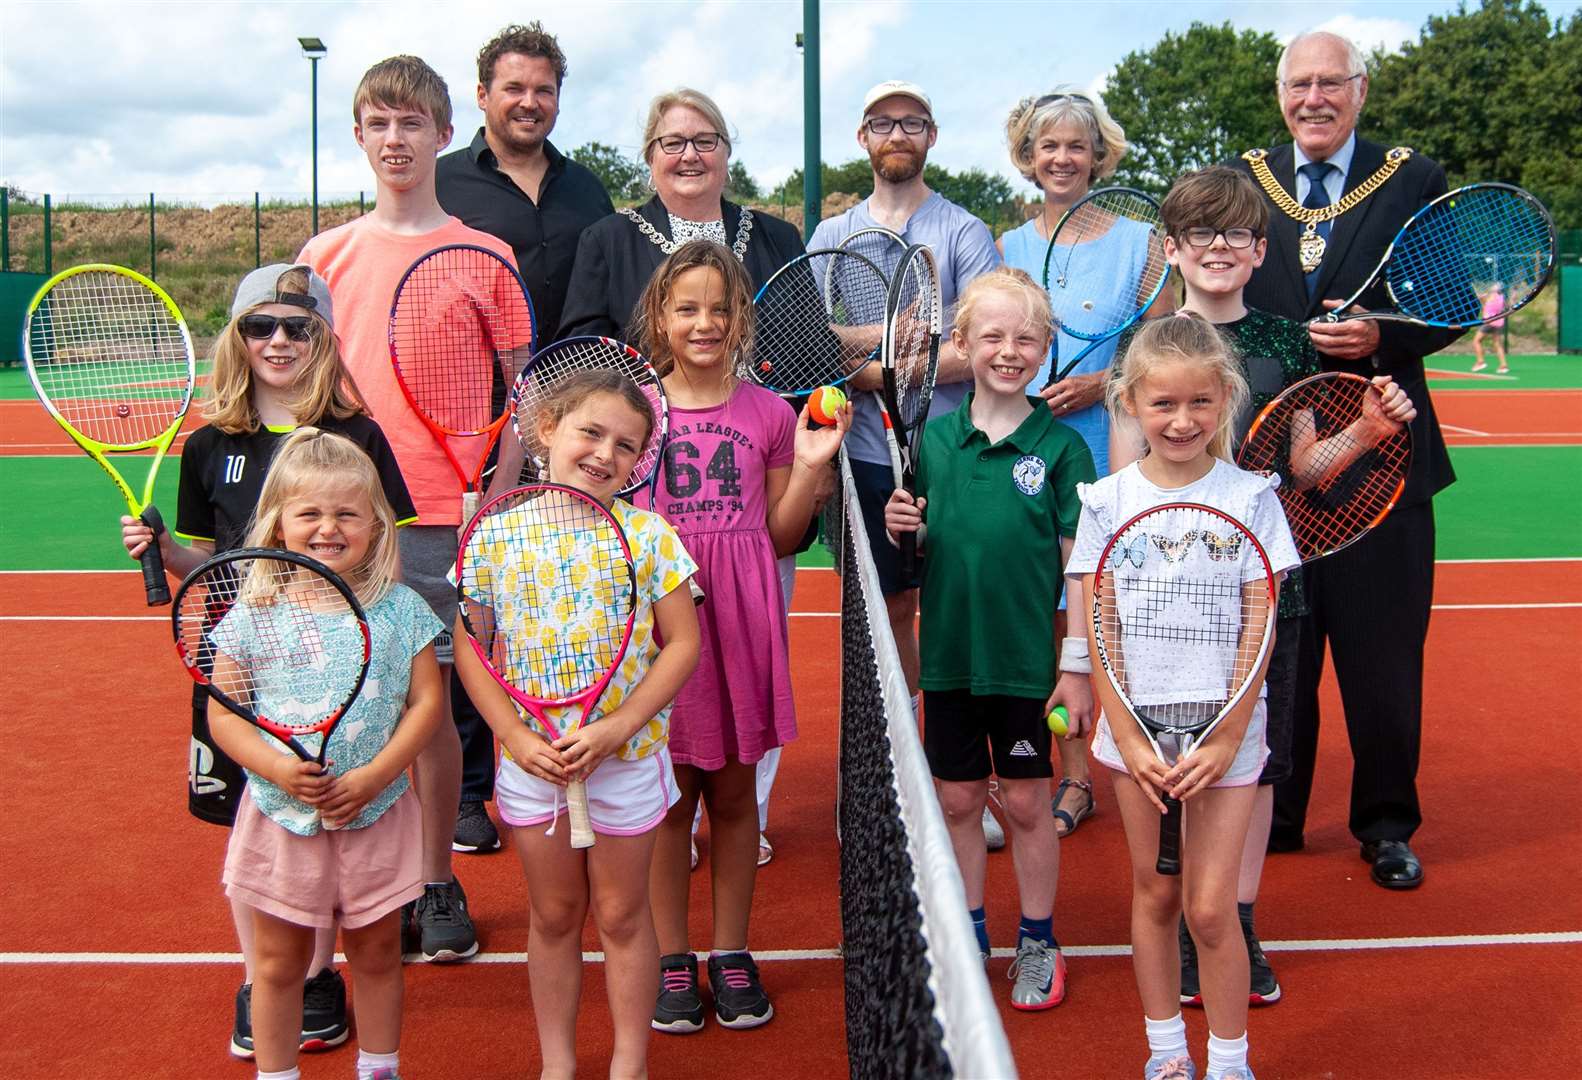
[230,263,334,328]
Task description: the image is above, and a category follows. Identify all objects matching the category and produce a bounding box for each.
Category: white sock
[1206,1031,1249,1077]
[1145,1012,1189,1059]
[257,1069,300,1080]
[357,1049,400,1080]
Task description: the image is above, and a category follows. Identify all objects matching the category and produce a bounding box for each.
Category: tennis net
[835,451,1018,1079]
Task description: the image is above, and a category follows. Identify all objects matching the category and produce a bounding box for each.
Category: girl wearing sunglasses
[119,263,415,1062]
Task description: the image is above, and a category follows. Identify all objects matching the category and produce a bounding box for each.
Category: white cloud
[1308,14,1420,56]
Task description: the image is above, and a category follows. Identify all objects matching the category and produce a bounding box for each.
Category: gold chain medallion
[1243,147,1413,272]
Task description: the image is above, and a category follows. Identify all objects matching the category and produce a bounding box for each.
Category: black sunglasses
[238,314,315,341]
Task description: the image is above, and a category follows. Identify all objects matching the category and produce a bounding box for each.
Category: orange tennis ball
[809,385,847,425]
[1047,706,1069,736]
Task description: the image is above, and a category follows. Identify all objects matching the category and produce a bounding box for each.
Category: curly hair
[476,22,567,88]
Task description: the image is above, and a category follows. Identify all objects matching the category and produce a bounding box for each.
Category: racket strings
[1388,187,1554,324]
[751,252,889,393]
[29,272,191,445]
[886,255,939,433]
[1047,193,1168,339]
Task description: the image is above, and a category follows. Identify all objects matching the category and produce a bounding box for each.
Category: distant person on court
[883,267,1094,1011]
[631,241,849,1034]
[208,427,444,1080]
[455,370,700,1079]
[435,21,615,859]
[1114,166,1415,1010]
[298,54,523,960]
[1069,315,1300,1080]
[121,264,413,1059]
[1470,282,1508,373]
[1229,30,1462,889]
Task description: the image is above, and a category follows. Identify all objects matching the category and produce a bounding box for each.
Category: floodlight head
[299,37,327,59]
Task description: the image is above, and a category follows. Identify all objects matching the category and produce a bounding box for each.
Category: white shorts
[1091,700,1269,788]
[495,745,680,836]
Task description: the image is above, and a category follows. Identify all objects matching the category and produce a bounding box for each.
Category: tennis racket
[1091,503,1278,876]
[389,244,537,524]
[1041,187,1171,385]
[173,548,372,829]
[749,248,890,395]
[24,264,196,605]
[1319,183,1555,328]
[883,244,942,579]
[456,483,638,849]
[1237,372,1412,563]
[509,336,668,499]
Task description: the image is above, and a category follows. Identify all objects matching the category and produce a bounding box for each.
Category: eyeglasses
[1281,73,1363,98]
[863,115,931,136]
[238,314,315,341]
[1033,91,1093,108]
[1180,227,1260,249]
[652,132,723,155]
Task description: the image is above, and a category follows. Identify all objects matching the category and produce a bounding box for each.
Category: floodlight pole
[299,37,328,236]
[800,1,821,241]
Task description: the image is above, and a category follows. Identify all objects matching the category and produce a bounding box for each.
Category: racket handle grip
[139,505,171,606]
[460,490,480,528]
[567,779,596,849]
[899,531,918,580]
[1156,794,1183,876]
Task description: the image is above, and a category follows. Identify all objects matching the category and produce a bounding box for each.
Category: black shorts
[923,689,1053,782]
[189,684,246,826]
[1258,616,1301,787]
[850,457,923,595]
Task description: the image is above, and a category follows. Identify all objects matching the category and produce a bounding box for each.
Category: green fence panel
[0,271,47,365]
[1561,265,1582,355]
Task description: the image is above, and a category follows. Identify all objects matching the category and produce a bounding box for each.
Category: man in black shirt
[437,22,614,343]
[436,23,613,854]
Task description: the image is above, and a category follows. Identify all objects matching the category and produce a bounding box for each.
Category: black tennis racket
[749,249,890,395]
[882,244,942,580]
[1091,503,1278,875]
[1041,187,1171,385]
[173,549,372,829]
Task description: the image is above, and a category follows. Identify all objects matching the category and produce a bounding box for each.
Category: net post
[149,192,157,280]
[254,192,262,268]
[43,194,52,277]
[1,187,8,271]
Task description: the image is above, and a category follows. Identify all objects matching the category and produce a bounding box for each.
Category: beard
[872,146,925,184]
[490,111,550,154]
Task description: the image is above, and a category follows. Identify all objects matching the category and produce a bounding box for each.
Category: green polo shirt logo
[1012,454,1047,496]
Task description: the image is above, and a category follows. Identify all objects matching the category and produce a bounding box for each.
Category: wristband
[1057,635,1091,674]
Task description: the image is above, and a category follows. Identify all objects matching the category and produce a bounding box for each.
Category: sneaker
[982,804,1006,851]
[690,837,700,871]
[452,800,501,853]
[416,878,479,962]
[757,832,774,867]
[1145,1054,1198,1080]
[1207,1070,1255,1080]
[1006,935,1067,1010]
[370,1070,402,1080]
[1179,917,1202,1006]
[707,951,774,1029]
[300,966,350,1051]
[1241,907,1282,1005]
[653,952,705,1033]
[230,983,254,1059]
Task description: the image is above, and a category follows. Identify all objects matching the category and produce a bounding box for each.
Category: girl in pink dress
[632,240,849,1033]
[1471,282,1509,374]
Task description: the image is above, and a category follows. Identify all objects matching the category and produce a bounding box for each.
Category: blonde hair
[954,267,1054,349]
[631,241,755,388]
[204,269,368,435]
[1108,314,1249,462]
[533,369,656,450]
[1005,88,1129,187]
[353,55,452,130]
[640,88,733,165]
[244,428,400,606]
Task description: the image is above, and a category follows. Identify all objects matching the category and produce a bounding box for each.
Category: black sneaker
[416,878,479,962]
[1240,904,1282,1005]
[1179,917,1202,1006]
[653,952,705,1034]
[230,983,254,1059]
[300,966,350,1050]
[707,951,774,1029]
[453,800,501,853]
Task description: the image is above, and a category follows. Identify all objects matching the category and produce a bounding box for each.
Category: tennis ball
[809,385,847,426]
[1047,706,1069,736]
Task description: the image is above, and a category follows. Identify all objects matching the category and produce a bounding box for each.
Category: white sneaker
[982,805,1005,850]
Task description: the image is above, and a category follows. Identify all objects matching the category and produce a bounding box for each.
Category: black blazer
[1230,137,1461,504]
[558,195,806,343]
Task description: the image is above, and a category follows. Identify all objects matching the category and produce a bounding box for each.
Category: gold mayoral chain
[1243,147,1413,273]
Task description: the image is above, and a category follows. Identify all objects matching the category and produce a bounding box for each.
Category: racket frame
[1090,502,1278,875]
[23,263,197,606]
[455,483,640,848]
[1321,182,1557,328]
[749,247,890,395]
[881,244,942,579]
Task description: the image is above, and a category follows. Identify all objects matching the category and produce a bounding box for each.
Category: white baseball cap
[862,80,933,119]
[230,263,334,328]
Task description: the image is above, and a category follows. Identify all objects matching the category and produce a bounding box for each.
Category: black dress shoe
[1360,840,1423,889]
[1267,830,1305,854]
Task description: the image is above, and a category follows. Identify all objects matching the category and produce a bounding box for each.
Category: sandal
[757,833,774,867]
[1051,778,1095,838]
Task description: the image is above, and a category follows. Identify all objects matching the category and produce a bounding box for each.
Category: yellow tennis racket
[24,264,196,604]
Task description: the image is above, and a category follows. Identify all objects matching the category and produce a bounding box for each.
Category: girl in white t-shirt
[1065,314,1298,1080]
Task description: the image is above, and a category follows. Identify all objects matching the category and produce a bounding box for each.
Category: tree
[1102,22,1285,195]
[569,142,647,202]
[726,160,761,202]
[770,160,1020,230]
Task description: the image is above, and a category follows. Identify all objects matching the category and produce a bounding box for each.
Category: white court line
[1441,423,1492,436]
[1426,368,1518,381]
[5,931,1579,966]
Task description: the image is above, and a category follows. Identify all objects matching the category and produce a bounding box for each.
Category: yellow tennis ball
[809,385,847,425]
[1047,706,1069,736]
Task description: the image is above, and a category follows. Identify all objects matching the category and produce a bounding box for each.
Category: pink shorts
[495,746,679,836]
[1091,700,1269,788]
[223,787,424,929]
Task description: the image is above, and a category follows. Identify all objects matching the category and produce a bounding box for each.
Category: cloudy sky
[3,0,1576,205]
